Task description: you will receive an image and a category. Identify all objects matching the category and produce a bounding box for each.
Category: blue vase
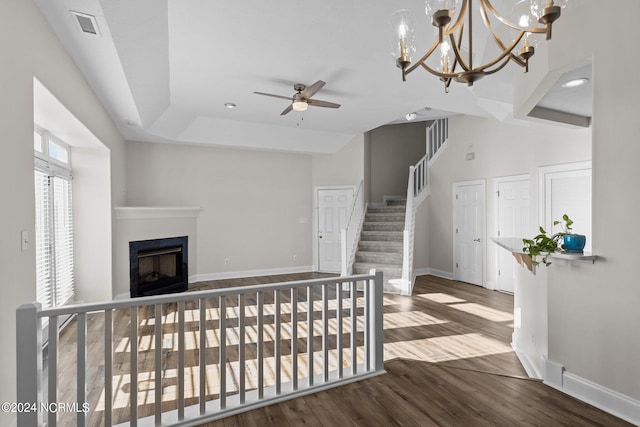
[563,234,586,253]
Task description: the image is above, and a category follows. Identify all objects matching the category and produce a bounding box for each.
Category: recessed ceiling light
[562,78,589,88]
[406,112,418,121]
[224,103,236,109]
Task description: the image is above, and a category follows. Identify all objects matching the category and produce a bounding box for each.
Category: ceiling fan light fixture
[292,101,308,112]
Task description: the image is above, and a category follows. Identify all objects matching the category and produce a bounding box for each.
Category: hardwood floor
[52,273,632,426]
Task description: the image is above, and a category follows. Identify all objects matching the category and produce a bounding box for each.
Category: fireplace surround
[129,236,188,298]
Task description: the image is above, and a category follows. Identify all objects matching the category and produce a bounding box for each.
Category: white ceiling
[34,0,591,154]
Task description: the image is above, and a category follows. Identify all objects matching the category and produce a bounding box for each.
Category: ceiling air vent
[70,11,101,37]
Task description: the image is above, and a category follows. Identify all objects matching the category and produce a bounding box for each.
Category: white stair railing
[16,272,384,427]
[428,117,448,163]
[400,117,449,295]
[341,180,365,276]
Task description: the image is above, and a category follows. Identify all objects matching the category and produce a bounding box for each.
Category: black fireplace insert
[129,236,188,298]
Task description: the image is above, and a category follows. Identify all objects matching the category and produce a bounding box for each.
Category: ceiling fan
[254,80,341,115]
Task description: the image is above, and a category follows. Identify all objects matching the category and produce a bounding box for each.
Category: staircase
[352,199,406,293]
[342,118,449,296]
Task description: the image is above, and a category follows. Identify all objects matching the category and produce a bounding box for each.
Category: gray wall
[0,0,127,420]
[126,141,315,277]
[366,122,427,203]
[514,0,640,404]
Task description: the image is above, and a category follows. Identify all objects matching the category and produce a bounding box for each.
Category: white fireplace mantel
[114,206,203,298]
[115,206,203,220]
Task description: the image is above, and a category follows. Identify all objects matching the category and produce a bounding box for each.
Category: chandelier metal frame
[394,0,564,91]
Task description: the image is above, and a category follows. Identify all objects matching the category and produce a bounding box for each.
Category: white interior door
[317,188,353,272]
[454,181,485,286]
[496,177,530,293]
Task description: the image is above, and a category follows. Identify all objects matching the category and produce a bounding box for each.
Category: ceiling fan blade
[301,80,325,98]
[280,104,293,115]
[254,91,292,101]
[307,99,340,109]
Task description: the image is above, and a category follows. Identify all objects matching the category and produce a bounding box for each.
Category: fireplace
[129,236,188,298]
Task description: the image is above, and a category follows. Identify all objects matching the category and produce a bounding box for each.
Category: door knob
[473,238,481,242]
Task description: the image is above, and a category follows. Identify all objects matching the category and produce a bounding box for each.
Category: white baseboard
[543,360,640,426]
[193,266,315,283]
[511,331,543,379]
[423,268,454,280]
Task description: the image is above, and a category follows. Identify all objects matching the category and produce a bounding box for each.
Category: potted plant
[522,214,585,266]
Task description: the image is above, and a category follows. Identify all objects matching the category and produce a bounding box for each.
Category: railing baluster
[351,281,357,375]
[364,276,371,373]
[104,309,113,427]
[48,315,58,427]
[257,291,264,399]
[291,288,298,390]
[336,283,343,379]
[371,271,385,372]
[177,300,185,420]
[130,306,138,426]
[77,312,87,427]
[199,298,207,415]
[238,294,246,404]
[322,284,329,383]
[274,289,282,394]
[307,285,314,385]
[219,296,227,409]
[154,304,162,425]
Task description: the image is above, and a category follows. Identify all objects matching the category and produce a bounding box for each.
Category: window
[34,128,74,309]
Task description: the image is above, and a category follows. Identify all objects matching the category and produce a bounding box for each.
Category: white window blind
[34,129,74,309]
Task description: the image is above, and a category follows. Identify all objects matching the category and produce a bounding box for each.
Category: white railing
[401,167,417,296]
[340,180,365,276]
[399,118,449,295]
[16,272,384,427]
[427,117,448,164]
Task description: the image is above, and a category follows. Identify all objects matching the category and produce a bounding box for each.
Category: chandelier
[391,0,568,91]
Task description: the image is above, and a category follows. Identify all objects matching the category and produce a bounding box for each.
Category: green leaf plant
[522,214,573,266]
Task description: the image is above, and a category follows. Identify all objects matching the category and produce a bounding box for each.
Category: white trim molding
[511,331,544,379]
[543,360,640,426]
[414,268,454,281]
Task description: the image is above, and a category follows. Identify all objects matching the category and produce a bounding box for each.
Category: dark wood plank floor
[52,273,633,426]
[199,274,632,427]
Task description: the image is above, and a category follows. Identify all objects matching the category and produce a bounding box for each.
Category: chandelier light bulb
[390,9,416,69]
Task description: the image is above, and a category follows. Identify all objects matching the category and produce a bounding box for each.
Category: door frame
[453,179,486,287]
[313,185,356,272]
[494,174,530,293]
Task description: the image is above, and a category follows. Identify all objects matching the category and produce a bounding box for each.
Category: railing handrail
[345,180,363,230]
[341,180,365,276]
[36,273,375,317]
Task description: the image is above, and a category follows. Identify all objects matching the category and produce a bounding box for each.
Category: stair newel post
[16,303,42,427]
[402,166,415,294]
